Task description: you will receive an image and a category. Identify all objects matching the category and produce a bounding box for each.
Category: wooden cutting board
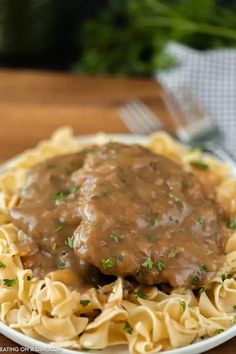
[0,69,235,353]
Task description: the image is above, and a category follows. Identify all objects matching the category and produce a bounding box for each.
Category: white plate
[1,133,236,354]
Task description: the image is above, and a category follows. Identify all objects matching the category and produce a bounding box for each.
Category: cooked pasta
[0,127,236,354]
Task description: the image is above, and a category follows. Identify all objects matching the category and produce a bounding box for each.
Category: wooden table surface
[0,69,235,353]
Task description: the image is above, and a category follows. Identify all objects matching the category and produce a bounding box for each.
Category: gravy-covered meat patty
[10,143,227,289]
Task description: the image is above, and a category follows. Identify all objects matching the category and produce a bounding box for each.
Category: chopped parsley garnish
[221,272,232,282]
[197,216,205,225]
[65,235,74,249]
[168,193,185,209]
[180,301,186,311]
[193,274,201,283]
[0,261,7,269]
[80,299,90,307]
[151,218,161,227]
[147,234,159,242]
[58,262,66,269]
[193,264,207,283]
[101,190,112,197]
[175,196,185,209]
[133,290,146,299]
[102,258,114,269]
[54,190,69,204]
[27,275,32,281]
[229,217,236,230]
[124,321,133,334]
[136,268,143,282]
[70,185,80,194]
[233,305,236,311]
[168,247,182,259]
[3,278,18,287]
[190,161,209,170]
[154,261,167,271]
[142,258,166,271]
[54,185,80,205]
[46,163,56,169]
[110,233,123,243]
[55,224,63,233]
[234,315,236,324]
[199,287,207,295]
[117,254,124,262]
[215,329,224,334]
[142,257,154,270]
[200,264,207,273]
[117,168,125,181]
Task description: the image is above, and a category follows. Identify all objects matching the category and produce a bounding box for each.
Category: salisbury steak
[73,143,225,288]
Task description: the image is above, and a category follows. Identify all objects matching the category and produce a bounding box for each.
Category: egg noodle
[1,127,236,354]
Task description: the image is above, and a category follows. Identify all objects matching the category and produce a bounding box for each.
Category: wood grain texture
[0,69,235,353]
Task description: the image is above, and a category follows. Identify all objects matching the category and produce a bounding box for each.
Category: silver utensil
[118,92,235,168]
[118,99,163,135]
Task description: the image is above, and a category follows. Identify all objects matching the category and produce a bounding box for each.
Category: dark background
[0,0,235,76]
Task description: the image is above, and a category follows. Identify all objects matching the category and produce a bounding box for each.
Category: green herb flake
[200,264,207,273]
[175,196,185,209]
[65,235,75,249]
[133,290,146,299]
[124,321,133,334]
[233,305,236,312]
[215,329,224,334]
[193,264,207,283]
[102,258,114,269]
[58,262,66,269]
[168,247,182,259]
[147,234,159,242]
[27,275,32,281]
[197,216,205,225]
[117,168,125,181]
[110,233,123,243]
[70,185,80,194]
[193,274,201,283]
[101,190,112,197]
[3,278,18,287]
[180,301,186,311]
[54,190,68,204]
[55,224,63,233]
[229,217,236,230]
[46,163,56,169]
[199,287,207,295]
[151,218,161,228]
[154,261,167,271]
[190,161,209,170]
[0,261,7,269]
[142,257,154,270]
[233,315,236,324]
[221,273,232,282]
[117,254,124,262]
[80,299,90,307]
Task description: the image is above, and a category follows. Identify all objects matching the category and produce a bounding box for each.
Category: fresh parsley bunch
[76,0,236,76]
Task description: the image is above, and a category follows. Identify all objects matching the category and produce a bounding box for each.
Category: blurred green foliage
[76,0,236,76]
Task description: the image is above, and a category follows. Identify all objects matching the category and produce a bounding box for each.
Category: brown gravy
[9,143,227,290]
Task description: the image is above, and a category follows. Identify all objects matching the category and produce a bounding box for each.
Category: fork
[118,92,236,167]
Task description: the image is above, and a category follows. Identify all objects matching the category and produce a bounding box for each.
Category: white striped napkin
[155,42,236,156]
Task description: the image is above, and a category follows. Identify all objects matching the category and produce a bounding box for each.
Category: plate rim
[0,133,235,354]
